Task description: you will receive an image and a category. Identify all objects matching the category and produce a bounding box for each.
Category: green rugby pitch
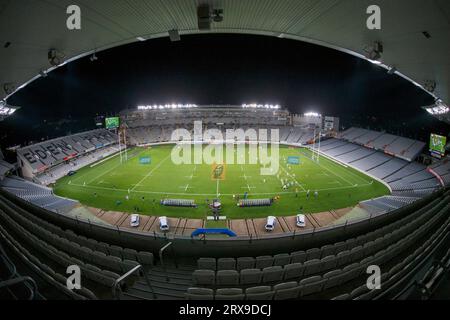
[53,144,389,219]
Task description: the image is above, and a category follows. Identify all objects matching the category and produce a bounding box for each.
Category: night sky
[1,33,449,149]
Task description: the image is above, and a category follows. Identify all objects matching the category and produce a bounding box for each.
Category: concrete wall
[0,188,443,259]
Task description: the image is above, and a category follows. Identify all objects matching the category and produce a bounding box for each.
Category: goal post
[118,126,128,164]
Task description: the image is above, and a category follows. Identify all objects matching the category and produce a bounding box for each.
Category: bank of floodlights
[242,104,281,109]
[0,100,19,120]
[424,100,449,116]
[304,112,321,117]
[137,104,198,110]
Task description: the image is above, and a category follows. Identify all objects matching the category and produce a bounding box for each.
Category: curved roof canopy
[1,0,449,120]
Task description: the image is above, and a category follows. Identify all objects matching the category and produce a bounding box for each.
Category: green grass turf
[53,144,390,219]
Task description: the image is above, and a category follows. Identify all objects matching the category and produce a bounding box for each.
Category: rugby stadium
[0,0,449,304]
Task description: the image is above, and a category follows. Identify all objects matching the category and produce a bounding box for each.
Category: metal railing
[0,276,37,300]
[159,242,178,281]
[112,264,155,300]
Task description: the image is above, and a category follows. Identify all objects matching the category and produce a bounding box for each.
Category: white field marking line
[304,149,370,185]
[75,148,141,184]
[216,179,220,197]
[324,156,370,185]
[70,181,373,197]
[131,154,171,191]
[179,184,191,192]
[74,148,141,185]
[301,151,355,187]
[279,164,307,192]
[85,160,124,185]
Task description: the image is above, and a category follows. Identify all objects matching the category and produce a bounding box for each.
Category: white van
[159,216,169,232]
[130,214,140,227]
[296,214,306,228]
[265,216,276,232]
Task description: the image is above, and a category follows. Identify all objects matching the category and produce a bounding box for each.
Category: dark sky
[1,33,449,148]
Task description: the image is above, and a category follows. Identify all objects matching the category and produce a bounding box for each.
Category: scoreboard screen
[105,117,120,129]
[429,133,447,157]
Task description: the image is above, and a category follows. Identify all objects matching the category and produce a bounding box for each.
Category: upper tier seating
[126,124,315,146]
[318,138,440,208]
[36,145,119,185]
[339,127,425,161]
[17,129,118,175]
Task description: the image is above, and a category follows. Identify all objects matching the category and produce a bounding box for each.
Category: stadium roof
[1,0,449,118]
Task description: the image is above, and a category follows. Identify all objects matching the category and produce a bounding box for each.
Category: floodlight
[0,100,19,120]
[304,112,321,117]
[424,101,449,115]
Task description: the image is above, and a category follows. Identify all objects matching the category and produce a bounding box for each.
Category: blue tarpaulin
[287,156,300,165]
[139,156,152,164]
[191,228,237,237]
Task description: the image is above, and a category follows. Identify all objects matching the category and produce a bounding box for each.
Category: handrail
[0,242,17,279]
[0,276,37,300]
[112,264,155,300]
[159,242,177,280]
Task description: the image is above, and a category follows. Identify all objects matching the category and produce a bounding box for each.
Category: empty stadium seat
[284,263,305,280]
[240,269,262,285]
[218,258,236,270]
[216,270,239,286]
[215,288,245,300]
[193,270,215,286]
[262,266,284,283]
[255,256,273,269]
[237,257,255,271]
[198,258,216,270]
[245,286,274,300]
[273,281,300,300]
[299,276,324,297]
[186,288,214,300]
[273,253,291,266]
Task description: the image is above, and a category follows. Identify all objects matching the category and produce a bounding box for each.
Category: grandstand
[17,129,118,181]
[316,133,444,214]
[339,127,426,161]
[1,0,450,303]
[1,106,449,301]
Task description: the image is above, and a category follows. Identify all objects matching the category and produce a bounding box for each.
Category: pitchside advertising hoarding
[429,133,447,158]
[105,117,120,129]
